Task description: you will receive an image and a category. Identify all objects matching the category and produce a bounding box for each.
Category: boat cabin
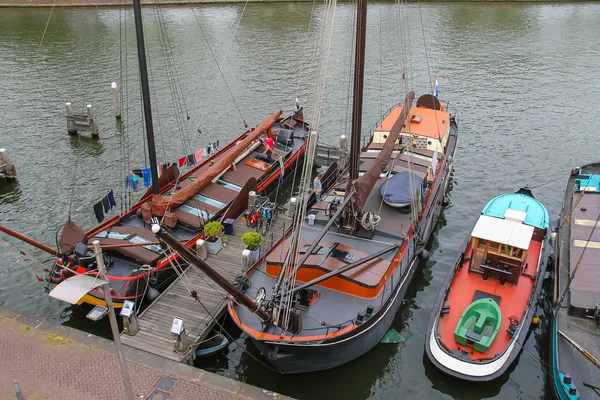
[468,210,534,286]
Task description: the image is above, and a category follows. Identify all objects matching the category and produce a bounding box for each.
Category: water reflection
[0,180,22,204]
[69,133,105,157]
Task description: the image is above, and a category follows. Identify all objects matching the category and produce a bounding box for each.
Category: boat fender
[418,249,430,261]
[442,196,450,207]
[145,287,160,303]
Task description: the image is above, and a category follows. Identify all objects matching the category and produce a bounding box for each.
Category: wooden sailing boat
[154,0,458,373]
[0,0,310,309]
[425,188,551,381]
[551,163,600,399]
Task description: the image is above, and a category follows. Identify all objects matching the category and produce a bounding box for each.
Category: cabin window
[179,204,213,219]
[129,235,162,254]
[96,231,130,240]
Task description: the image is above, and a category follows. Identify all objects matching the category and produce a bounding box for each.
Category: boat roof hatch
[471,215,534,250]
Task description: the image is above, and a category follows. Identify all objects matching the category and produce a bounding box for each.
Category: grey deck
[555,164,600,399]
[120,212,292,364]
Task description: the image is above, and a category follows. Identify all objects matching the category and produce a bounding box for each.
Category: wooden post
[339,135,347,168]
[66,102,77,135]
[0,148,9,166]
[111,82,122,119]
[87,104,99,137]
[196,239,207,260]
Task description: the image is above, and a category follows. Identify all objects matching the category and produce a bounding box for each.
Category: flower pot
[244,246,261,266]
[205,236,223,255]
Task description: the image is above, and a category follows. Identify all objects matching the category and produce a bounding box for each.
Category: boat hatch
[299,245,326,255]
[193,194,228,209]
[216,179,241,192]
[454,298,502,353]
[179,204,213,220]
[95,231,130,240]
[129,235,162,253]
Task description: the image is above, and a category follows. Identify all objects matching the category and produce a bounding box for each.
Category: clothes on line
[93,201,104,223]
[142,167,151,187]
[108,190,116,208]
[101,196,110,213]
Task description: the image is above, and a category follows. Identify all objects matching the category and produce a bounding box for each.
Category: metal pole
[93,240,135,400]
[132,0,160,195]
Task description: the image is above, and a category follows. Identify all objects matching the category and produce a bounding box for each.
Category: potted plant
[204,221,224,255]
[241,231,263,265]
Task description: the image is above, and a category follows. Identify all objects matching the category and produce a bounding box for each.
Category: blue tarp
[379,172,423,206]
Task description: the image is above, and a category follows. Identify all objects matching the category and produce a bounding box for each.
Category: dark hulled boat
[551,163,600,399]
[226,93,457,373]
[425,188,551,381]
[0,0,310,309]
[45,111,309,309]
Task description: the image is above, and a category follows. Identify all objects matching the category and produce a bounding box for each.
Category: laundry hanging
[186,154,196,166]
[93,201,104,223]
[178,156,187,168]
[101,196,110,213]
[142,167,151,187]
[194,150,203,164]
[107,190,116,209]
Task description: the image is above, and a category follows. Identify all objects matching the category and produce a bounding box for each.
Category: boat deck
[438,239,542,358]
[120,212,292,364]
[554,165,600,399]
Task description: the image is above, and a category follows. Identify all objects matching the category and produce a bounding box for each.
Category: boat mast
[132,0,160,195]
[347,0,368,187]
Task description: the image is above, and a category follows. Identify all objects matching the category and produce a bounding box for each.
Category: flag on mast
[433,73,439,98]
[294,97,301,112]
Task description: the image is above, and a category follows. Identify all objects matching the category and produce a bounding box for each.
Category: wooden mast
[347,0,368,187]
[344,0,368,234]
[132,0,160,195]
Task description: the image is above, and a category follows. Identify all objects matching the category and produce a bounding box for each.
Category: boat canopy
[471,215,534,250]
[379,171,423,207]
[482,193,549,230]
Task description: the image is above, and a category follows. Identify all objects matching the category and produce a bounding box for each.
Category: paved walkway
[0,307,291,400]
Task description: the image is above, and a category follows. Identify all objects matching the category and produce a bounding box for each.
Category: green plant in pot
[204,221,224,255]
[242,231,263,265]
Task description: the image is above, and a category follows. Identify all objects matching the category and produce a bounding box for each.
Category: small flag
[294,97,301,112]
[434,78,439,98]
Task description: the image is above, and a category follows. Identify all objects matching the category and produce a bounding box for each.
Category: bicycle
[245,195,270,228]
[256,202,278,235]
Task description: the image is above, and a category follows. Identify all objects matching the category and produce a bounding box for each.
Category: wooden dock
[120,212,292,364]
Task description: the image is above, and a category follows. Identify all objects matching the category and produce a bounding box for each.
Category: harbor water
[1,3,599,399]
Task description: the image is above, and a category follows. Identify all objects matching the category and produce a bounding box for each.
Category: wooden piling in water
[111,82,121,119]
[66,102,77,135]
[87,104,99,137]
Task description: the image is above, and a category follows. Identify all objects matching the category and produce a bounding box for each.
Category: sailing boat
[0,0,309,309]
[551,163,600,399]
[425,187,551,381]
[152,0,458,373]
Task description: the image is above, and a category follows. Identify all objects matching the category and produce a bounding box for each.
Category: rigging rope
[189,5,247,128]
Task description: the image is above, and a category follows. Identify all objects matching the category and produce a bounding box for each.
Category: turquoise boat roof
[482,193,549,230]
[575,173,600,192]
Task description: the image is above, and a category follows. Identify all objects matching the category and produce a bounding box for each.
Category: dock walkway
[121,212,292,364]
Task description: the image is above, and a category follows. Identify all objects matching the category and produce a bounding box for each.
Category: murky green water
[1,2,599,399]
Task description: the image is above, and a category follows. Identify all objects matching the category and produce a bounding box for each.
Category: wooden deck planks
[120,211,291,364]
